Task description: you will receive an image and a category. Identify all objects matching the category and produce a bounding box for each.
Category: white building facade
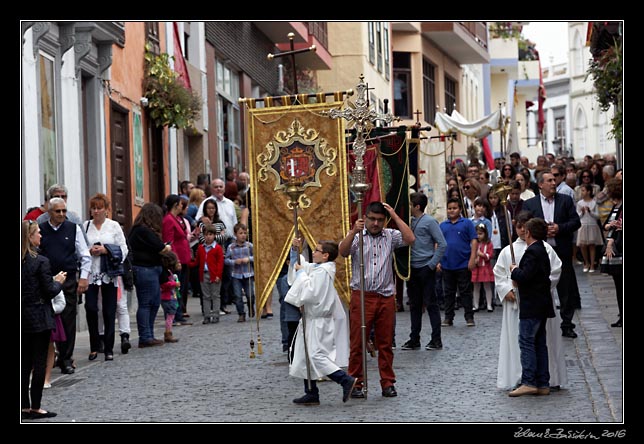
[568,22,615,159]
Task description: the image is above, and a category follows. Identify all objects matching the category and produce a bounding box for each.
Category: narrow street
[30,263,623,428]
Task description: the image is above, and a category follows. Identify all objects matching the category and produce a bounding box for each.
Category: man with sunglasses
[38,198,91,374]
[551,165,574,200]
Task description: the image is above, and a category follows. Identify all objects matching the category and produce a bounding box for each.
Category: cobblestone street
[30,264,623,428]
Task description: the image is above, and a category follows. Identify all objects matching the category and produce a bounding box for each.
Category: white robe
[285,256,349,379]
[494,239,568,389]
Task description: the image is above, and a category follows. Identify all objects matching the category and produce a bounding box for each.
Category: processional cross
[267,32,316,95]
[326,74,394,399]
[266,33,316,388]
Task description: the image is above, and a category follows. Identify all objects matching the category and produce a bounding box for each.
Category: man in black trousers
[522,171,581,339]
[39,198,91,374]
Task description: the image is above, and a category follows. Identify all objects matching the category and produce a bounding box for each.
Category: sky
[521,22,569,67]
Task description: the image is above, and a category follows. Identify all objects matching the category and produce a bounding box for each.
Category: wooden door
[110,102,132,233]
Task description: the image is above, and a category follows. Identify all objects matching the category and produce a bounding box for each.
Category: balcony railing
[306,22,328,49]
[458,22,488,50]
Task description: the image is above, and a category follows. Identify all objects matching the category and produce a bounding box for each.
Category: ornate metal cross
[327,74,394,189]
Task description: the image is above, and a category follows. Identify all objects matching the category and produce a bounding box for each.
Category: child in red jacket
[190,224,224,324]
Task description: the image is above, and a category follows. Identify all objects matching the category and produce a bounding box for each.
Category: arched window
[574,107,587,154]
[573,30,584,76]
[595,107,610,153]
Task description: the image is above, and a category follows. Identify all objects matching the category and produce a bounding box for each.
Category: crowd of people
[21,152,622,417]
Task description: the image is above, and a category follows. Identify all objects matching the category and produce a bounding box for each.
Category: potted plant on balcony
[489,22,522,40]
[586,39,622,143]
[143,43,201,129]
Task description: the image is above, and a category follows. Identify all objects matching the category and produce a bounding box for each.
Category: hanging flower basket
[143,43,202,129]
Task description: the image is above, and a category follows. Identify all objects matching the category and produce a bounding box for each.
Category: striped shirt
[347,228,405,296]
[225,241,254,279]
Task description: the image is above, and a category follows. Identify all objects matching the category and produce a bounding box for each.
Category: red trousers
[348,290,396,389]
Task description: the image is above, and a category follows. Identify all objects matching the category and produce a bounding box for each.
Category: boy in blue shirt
[438,197,478,327]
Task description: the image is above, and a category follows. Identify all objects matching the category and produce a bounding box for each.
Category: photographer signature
[514,427,626,439]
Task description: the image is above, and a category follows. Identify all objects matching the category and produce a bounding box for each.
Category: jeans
[232,277,254,315]
[133,265,162,343]
[407,265,440,343]
[442,268,474,321]
[519,317,549,388]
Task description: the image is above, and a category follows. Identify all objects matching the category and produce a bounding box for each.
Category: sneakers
[425,340,442,350]
[292,393,320,406]
[173,320,192,326]
[401,340,421,350]
[441,319,453,327]
[342,376,358,403]
[466,319,475,327]
[509,385,538,397]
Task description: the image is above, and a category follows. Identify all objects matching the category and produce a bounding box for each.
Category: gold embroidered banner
[247,102,351,310]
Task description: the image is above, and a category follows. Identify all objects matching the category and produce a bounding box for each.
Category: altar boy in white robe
[285,239,355,405]
[494,211,567,391]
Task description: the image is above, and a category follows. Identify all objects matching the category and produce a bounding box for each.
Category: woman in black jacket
[21,220,67,419]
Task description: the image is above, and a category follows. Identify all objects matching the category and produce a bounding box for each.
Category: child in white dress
[576,184,603,272]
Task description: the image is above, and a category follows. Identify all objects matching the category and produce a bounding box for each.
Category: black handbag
[600,254,622,274]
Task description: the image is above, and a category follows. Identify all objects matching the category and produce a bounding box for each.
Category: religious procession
[21,21,623,426]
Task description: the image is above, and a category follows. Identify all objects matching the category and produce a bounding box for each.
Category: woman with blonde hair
[22,220,67,419]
